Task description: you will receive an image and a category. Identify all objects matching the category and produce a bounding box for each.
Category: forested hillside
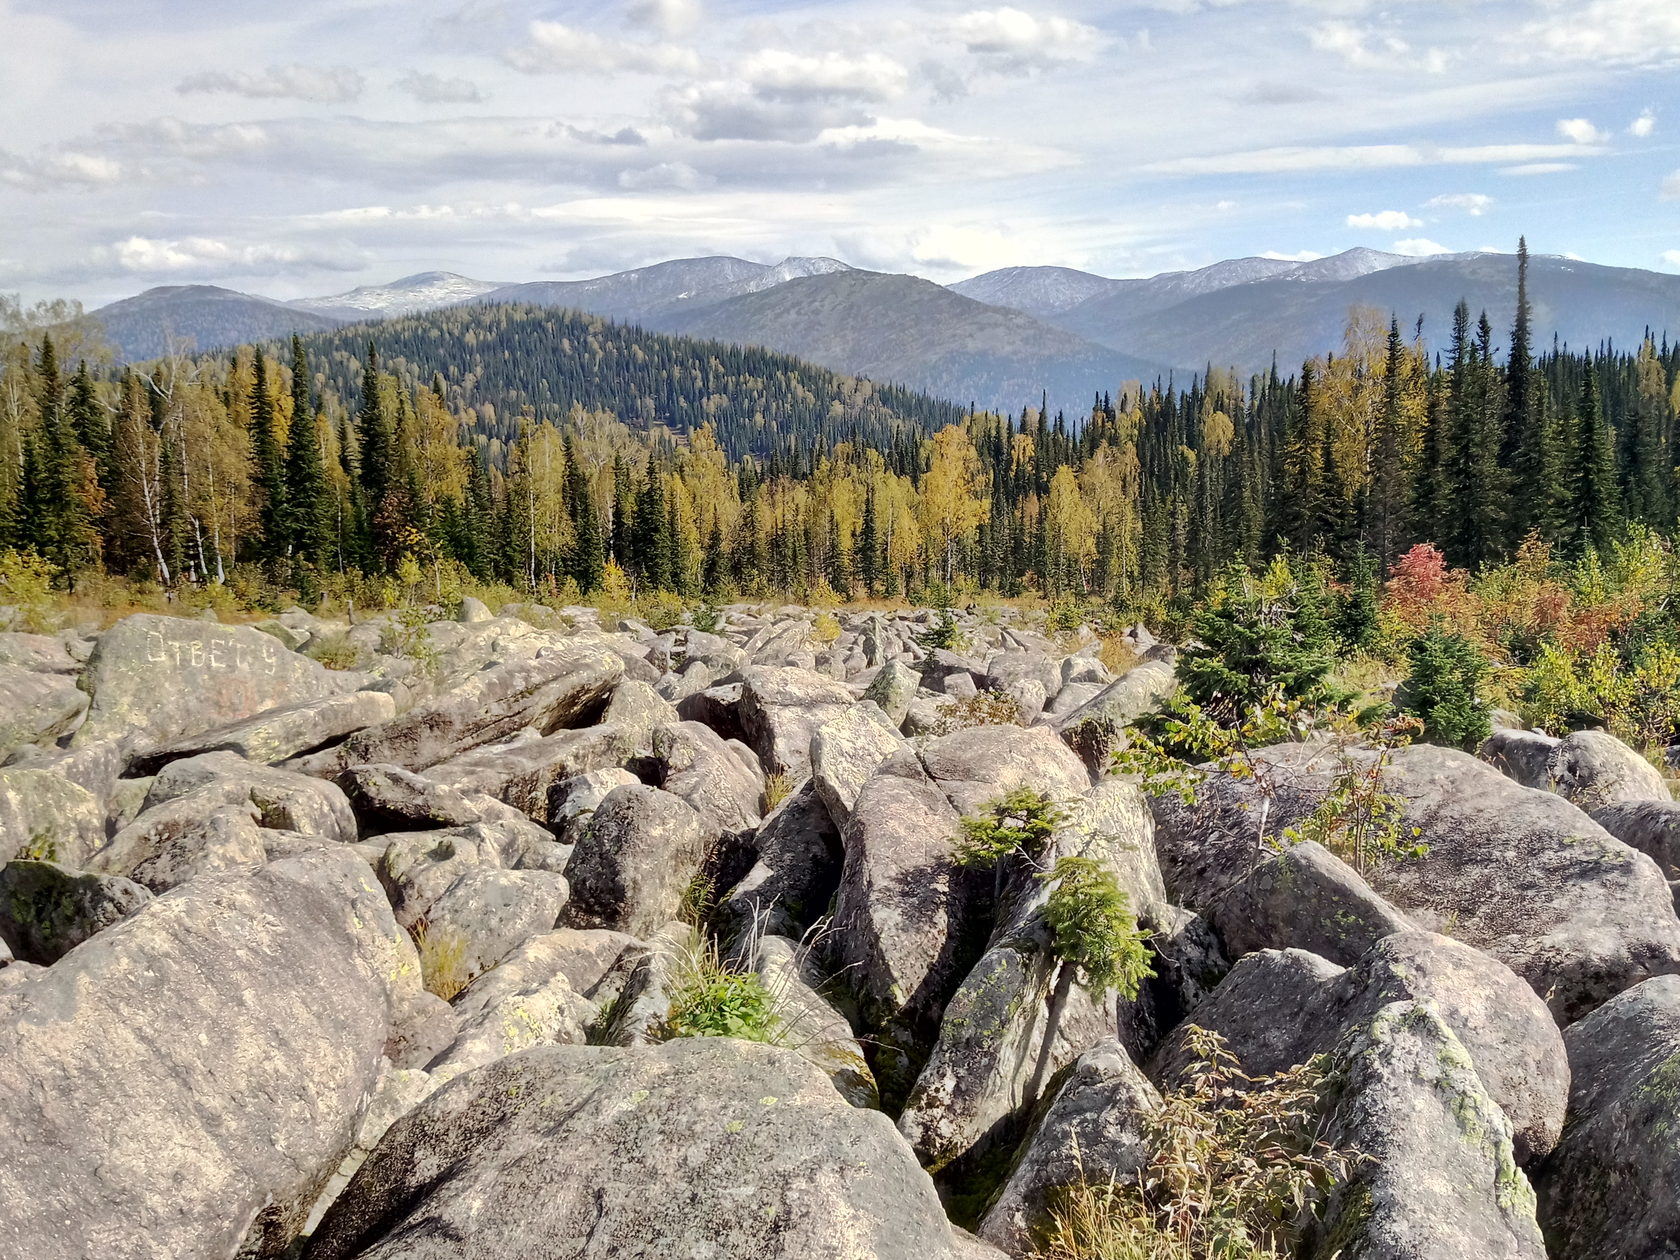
[3,243,1677,618]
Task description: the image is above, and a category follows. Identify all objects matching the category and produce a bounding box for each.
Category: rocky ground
[1,599,1678,1258]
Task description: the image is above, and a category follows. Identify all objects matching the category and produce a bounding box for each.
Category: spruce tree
[356,342,393,564]
[1367,319,1408,564]
[1565,366,1622,557]
[249,348,287,562]
[859,483,881,595]
[283,337,330,566]
[1502,238,1544,545]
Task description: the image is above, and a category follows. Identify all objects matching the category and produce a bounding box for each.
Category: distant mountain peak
[293,272,502,318]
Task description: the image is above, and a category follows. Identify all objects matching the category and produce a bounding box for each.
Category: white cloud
[106,235,364,276]
[395,70,486,105]
[1346,209,1421,230]
[617,161,711,190]
[1663,170,1680,200]
[739,50,908,103]
[1662,249,1680,268]
[1501,162,1576,176]
[505,21,701,76]
[0,148,123,189]
[951,8,1103,69]
[1391,237,1451,256]
[1425,193,1493,216]
[1262,249,1324,262]
[176,65,364,104]
[1557,117,1609,145]
[1630,109,1656,137]
[1148,142,1603,176]
[627,0,702,37]
[1521,0,1680,66]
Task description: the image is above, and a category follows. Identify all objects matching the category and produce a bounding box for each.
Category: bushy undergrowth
[659,937,782,1044]
[1040,1028,1353,1260]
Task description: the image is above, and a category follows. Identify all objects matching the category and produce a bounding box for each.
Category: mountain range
[84,247,1680,415]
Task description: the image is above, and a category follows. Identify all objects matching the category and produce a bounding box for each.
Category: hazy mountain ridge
[89,285,348,362]
[291,271,504,318]
[654,269,1169,414]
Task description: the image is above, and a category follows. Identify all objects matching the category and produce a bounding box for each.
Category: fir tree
[1565,366,1623,558]
[249,348,287,561]
[283,337,330,566]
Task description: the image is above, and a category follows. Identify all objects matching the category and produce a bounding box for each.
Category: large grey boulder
[408,866,570,985]
[653,719,763,834]
[738,665,854,779]
[294,644,623,775]
[1549,728,1672,809]
[91,797,270,892]
[1055,660,1176,770]
[305,1038,1001,1260]
[1153,931,1569,1166]
[1307,1001,1546,1260]
[1590,797,1680,880]
[978,1042,1159,1255]
[1153,742,1680,1022]
[601,678,679,755]
[423,723,629,821]
[128,690,396,774]
[682,628,745,675]
[561,784,707,938]
[0,859,152,964]
[830,763,981,1108]
[717,778,843,944]
[428,958,596,1087]
[1537,974,1680,1259]
[145,750,358,843]
[811,702,904,827]
[0,662,87,754]
[0,848,422,1260]
[73,613,346,755]
[750,933,878,1108]
[0,630,83,674]
[917,723,1091,816]
[1209,839,1414,967]
[0,767,104,865]
[336,763,492,837]
[863,659,921,727]
[1479,726,1560,789]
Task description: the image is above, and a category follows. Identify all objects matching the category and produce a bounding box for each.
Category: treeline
[0,240,1675,609]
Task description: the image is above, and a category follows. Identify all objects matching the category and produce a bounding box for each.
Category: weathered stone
[863,659,921,727]
[918,723,1091,817]
[1154,931,1569,1166]
[830,766,982,1108]
[295,644,623,775]
[751,933,878,1108]
[1055,660,1176,770]
[1537,974,1680,1259]
[561,784,707,938]
[1307,1001,1546,1260]
[128,690,396,774]
[653,719,763,834]
[336,763,490,836]
[811,702,904,828]
[1591,797,1680,879]
[0,859,153,964]
[1480,727,1560,789]
[424,723,630,822]
[979,1042,1159,1256]
[0,630,81,674]
[1550,728,1673,808]
[682,628,745,675]
[718,778,844,945]
[145,750,358,843]
[981,650,1060,698]
[0,848,421,1260]
[73,613,346,755]
[306,1038,1004,1260]
[92,797,269,892]
[0,662,87,755]
[1153,742,1680,1022]
[0,767,104,866]
[428,963,595,1086]
[412,866,570,984]
[602,678,679,754]
[738,665,855,779]
[1214,839,1414,966]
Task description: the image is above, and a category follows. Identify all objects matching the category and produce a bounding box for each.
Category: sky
[1,0,1676,307]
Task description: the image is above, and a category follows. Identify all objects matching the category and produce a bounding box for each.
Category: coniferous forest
[3,241,1675,621]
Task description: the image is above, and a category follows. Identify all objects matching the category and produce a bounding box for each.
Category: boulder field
[0,600,1675,1258]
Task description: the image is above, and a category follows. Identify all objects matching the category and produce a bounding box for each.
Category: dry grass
[1098,636,1142,677]
[411,919,473,1001]
[762,771,796,813]
[930,691,1023,735]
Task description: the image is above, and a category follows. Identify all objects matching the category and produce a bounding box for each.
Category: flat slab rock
[306,1038,1003,1260]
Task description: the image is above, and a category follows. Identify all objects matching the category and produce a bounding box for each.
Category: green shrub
[915,607,962,653]
[637,589,686,632]
[1401,621,1493,750]
[1040,856,1154,1000]
[929,691,1024,735]
[953,787,1066,869]
[0,549,57,632]
[1177,570,1347,722]
[661,938,782,1044]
